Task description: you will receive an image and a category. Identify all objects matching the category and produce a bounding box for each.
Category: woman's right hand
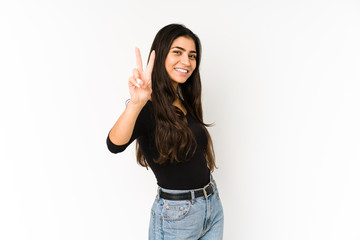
[128,47,155,106]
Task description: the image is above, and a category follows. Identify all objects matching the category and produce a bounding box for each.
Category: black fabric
[106,100,211,190]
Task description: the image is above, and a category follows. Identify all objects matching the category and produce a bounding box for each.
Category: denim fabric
[148,177,224,240]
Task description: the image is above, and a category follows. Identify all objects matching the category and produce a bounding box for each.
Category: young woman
[106,24,224,240]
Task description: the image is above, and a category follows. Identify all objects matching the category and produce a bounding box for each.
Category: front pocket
[162,200,192,221]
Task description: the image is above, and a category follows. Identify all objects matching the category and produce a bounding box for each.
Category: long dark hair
[136,24,216,171]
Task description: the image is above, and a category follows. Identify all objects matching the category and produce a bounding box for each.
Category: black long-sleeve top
[106,100,211,190]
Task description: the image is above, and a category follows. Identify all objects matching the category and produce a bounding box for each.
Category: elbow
[107,146,120,154]
[106,136,127,154]
[107,146,125,154]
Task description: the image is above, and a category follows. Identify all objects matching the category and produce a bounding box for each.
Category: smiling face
[165,36,197,89]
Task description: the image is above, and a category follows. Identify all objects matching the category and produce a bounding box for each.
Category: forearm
[108,101,145,145]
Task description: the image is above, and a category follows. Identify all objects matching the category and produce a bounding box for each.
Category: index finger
[145,50,155,77]
[135,47,143,71]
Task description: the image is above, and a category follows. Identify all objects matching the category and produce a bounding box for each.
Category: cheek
[165,64,174,76]
[192,62,197,71]
[164,59,172,70]
[165,64,173,75]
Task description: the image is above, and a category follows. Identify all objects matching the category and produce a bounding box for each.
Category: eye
[189,55,197,59]
[173,50,181,55]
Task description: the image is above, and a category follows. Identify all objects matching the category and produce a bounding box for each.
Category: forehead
[170,36,196,51]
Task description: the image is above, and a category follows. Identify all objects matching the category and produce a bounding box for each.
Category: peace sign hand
[128,47,155,106]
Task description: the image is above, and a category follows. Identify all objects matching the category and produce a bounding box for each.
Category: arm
[107,100,152,153]
[108,101,145,146]
[106,47,155,153]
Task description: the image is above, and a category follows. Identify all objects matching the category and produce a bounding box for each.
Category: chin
[174,79,188,85]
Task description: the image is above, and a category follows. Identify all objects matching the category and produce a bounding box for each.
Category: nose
[180,54,190,66]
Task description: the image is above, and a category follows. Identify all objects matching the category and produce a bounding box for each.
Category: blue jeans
[148,177,224,240]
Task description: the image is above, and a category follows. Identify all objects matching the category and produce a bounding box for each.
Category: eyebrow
[171,46,197,54]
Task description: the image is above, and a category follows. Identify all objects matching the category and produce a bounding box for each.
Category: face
[165,36,197,88]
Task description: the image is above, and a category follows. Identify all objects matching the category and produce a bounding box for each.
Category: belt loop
[156,187,160,200]
[209,174,216,195]
[190,190,195,204]
[202,185,208,199]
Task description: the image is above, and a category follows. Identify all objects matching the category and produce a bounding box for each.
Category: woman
[106,24,224,240]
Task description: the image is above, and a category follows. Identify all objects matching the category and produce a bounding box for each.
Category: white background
[1,0,360,239]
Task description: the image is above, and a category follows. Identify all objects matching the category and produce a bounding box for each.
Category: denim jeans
[148,177,224,240]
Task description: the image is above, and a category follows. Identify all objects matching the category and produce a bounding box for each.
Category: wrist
[127,99,146,109]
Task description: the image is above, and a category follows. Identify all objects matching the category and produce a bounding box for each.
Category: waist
[157,176,217,201]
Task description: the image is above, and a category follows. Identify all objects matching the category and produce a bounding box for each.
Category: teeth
[175,68,188,73]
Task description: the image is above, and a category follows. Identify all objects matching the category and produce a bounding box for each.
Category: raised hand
[128,47,155,106]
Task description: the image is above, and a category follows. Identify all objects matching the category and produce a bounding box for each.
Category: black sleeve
[106,101,154,154]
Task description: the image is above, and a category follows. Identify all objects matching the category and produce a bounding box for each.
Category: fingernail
[135,83,140,88]
[136,78,144,85]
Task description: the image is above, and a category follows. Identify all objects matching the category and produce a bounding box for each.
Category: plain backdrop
[1,0,360,239]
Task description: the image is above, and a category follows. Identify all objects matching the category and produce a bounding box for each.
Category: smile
[175,68,189,73]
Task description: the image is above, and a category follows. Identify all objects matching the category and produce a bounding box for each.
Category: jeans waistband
[156,175,217,200]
